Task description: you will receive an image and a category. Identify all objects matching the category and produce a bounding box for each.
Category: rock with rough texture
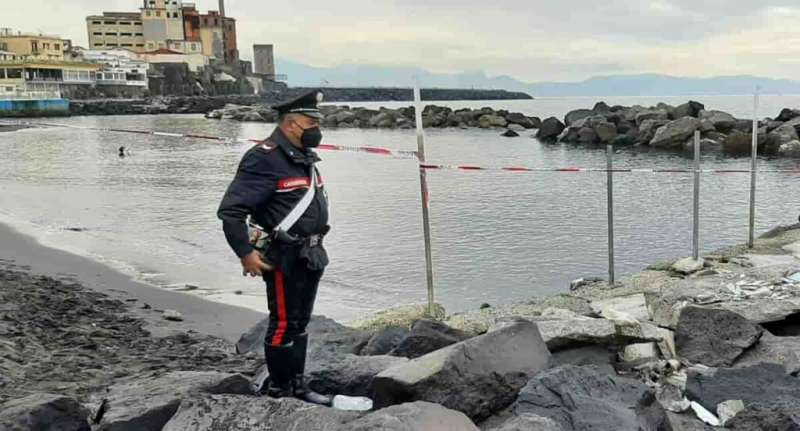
[478,114,508,128]
[512,365,667,431]
[95,371,252,431]
[671,101,705,119]
[635,109,670,126]
[685,363,800,413]
[650,117,702,148]
[698,109,737,132]
[536,117,566,141]
[779,139,800,157]
[675,306,762,367]
[536,316,658,351]
[487,413,564,431]
[501,129,519,137]
[389,319,469,359]
[622,342,658,363]
[161,394,359,431]
[672,257,705,275]
[722,131,754,155]
[665,411,712,431]
[733,331,800,374]
[347,401,478,431]
[0,393,91,431]
[549,345,617,376]
[590,293,649,322]
[360,326,409,356]
[564,109,595,126]
[592,120,617,143]
[371,319,550,421]
[726,397,800,431]
[307,354,408,397]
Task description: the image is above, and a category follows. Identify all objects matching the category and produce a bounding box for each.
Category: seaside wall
[0,99,69,118]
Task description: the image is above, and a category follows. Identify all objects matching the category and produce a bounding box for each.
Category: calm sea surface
[1,95,799,322]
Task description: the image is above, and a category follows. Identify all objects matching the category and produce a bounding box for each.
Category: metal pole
[414,85,436,316]
[606,144,615,285]
[692,130,701,260]
[748,90,760,248]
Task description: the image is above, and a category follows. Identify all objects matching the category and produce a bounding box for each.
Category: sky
[5,0,800,82]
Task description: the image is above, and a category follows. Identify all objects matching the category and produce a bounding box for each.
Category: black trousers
[264,260,323,348]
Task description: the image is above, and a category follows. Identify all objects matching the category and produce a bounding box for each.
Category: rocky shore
[538,101,800,157]
[3,223,800,430]
[66,88,531,117]
[206,103,543,132]
[206,100,800,158]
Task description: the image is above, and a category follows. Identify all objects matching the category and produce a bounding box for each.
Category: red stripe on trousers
[271,271,288,346]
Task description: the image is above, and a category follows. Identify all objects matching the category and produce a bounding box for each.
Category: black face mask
[299,126,323,148]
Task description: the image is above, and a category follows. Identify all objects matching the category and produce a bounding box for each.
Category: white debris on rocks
[716,399,745,426]
[690,401,720,426]
[162,310,184,322]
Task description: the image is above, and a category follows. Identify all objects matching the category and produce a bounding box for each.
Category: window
[93,32,102,36]
[54,44,60,50]
[30,41,39,52]
[145,11,151,16]
[92,21,102,25]
[136,43,144,47]
[203,18,208,25]
[214,19,218,25]
[104,21,116,25]
[156,11,161,17]
[122,43,133,47]
[173,12,179,18]
[134,21,142,25]
[190,43,196,50]
[0,43,7,51]
[120,33,132,36]
[94,43,103,46]
[135,32,143,36]
[106,33,117,36]
[107,43,118,47]
[6,68,22,79]
[119,21,131,25]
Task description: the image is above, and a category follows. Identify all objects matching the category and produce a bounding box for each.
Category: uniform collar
[269,128,321,166]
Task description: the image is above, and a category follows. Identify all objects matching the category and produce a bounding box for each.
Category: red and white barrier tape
[5,120,799,174]
[4,120,419,160]
[419,164,800,174]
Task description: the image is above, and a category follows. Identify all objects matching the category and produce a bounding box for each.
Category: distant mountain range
[276,59,800,97]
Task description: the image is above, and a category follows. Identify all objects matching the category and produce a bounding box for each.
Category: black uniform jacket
[217,128,329,271]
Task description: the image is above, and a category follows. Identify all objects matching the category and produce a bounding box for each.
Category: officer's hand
[241,251,273,277]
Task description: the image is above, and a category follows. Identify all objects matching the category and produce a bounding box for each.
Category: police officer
[218,90,331,405]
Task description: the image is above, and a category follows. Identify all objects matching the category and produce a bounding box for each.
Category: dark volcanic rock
[389,319,470,359]
[360,326,409,356]
[372,319,550,421]
[733,331,800,374]
[548,345,617,376]
[536,117,566,141]
[671,101,705,119]
[664,412,713,431]
[675,306,762,367]
[685,363,800,413]
[0,393,91,431]
[776,108,800,122]
[347,401,478,431]
[726,397,800,431]
[501,129,520,137]
[564,109,595,126]
[307,354,408,397]
[95,371,252,431]
[512,365,666,431]
[161,394,359,431]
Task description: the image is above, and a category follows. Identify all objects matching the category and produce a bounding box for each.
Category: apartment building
[0,28,71,61]
[86,13,145,51]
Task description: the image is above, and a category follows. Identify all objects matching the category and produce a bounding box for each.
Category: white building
[71,47,148,87]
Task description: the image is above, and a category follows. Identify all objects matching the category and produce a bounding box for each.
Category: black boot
[263,344,294,398]
[290,333,332,406]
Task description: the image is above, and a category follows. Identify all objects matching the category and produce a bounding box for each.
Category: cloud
[4,0,800,82]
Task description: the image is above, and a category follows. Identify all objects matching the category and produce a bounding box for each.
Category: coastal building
[85,13,145,51]
[0,58,99,96]
[85,0,238,65]
[0,28,71,61]
[70,48,148,88]
[253,44,275,77]
[137,48,208,72]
